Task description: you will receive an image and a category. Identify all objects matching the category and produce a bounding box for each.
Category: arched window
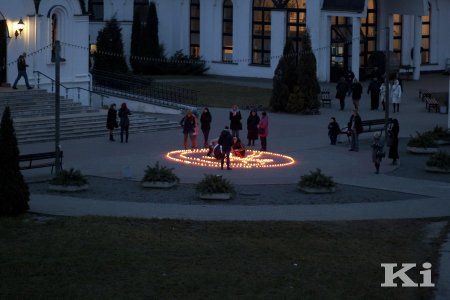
[88,0,104,21]
[421,2,431,64]
[190,0,200,58]
[222,0,233,61]
[252,0,274,65]
[286,0,306,55]
[360,0,377,71]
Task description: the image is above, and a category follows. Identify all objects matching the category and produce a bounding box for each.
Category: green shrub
[407,132,438,148]
[298,169,336,189]
[142,162,179,183]
[426,151,450,170]
[49,169,88,186]
[195,175,235,195]
[426,125,450,140]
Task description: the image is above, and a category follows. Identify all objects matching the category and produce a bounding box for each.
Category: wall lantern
[15,18,25,39]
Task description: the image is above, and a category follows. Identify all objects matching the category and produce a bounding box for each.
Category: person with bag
[218,126,233,170]
[229,105,242,138]
[106,103,118,141]
[336,77,348,110]
[118,103,131,143]
[388,119,400,165]
[347,110,362,152]
[327,117,340,145]
[200,107,212,148]
[372,132,385,174]
[258,111,269,151]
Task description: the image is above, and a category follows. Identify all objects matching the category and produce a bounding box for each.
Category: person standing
[328,117,340,145]
[367,78,381,110]
[180,110,196,149]
[12,52,33,90]
[229,105,242,138]
[344,69,355,96]
[191,111,199,149]
[348,110,362,152]
[106,103,118,141]
[372,132,385,174]
[380,82,387,111]
[200,107,212,148]
[350,79,363,110]
[388,119,400,165]
[218,126,233,170]
[336,77,348,110]
[391,79,402,113]
[118,103,131,143]
[246,109,260,146]
[258,111,269,151]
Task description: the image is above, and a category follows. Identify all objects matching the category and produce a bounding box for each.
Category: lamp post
[54,41,62,174]
[384,26,390,142]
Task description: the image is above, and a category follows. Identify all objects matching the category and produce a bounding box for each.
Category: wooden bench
[321,89,331,107]
[419,89,430,101]
[19,151,63,173]
[425,97,439,112]
[340,118,393,142]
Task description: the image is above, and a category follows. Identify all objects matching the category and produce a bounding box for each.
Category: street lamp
[14,18,24,39]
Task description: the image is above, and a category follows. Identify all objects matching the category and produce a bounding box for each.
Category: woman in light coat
[391,79,402,113]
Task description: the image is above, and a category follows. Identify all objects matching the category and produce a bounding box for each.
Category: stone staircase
[0,89,180,144]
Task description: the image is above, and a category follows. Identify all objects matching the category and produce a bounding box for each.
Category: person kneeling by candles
[232,137,246,158]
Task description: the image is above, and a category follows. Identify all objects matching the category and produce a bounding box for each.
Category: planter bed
[299,186,337,194]
[48,184,89,192]
[141,181,177,189]
[199,193,232,200]
[425,166,450,173]
[407,146,439,154]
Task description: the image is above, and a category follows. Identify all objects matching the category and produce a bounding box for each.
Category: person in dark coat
[388,118,400,165]
[246,109,260,146]
[367,78,381,110]
[350,79,363,110]
[218,127,233,170]
[12,52,33,90]
[344,69,355,96]
[372,132,385,174]
[180,110,196,149]
[328,117,341,145]
[229,105,242,138]
[348,110,363,152]
[336,77,348,110]
[118,103,131,143]
[106,103,118,141]
[232,137,246,158]
[200,107,212,148]
[258,111,269,151]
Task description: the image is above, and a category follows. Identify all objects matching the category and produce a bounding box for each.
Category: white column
[351,17,361,80]
[319,15,330,81]
[448,75,450,129]
[413,15,422,80]
[388,15,394,51]
[270,10,287,74]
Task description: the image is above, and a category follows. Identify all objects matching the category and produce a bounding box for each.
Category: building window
[252,0,274,65]
[393,14,402,64]
[190,0,200,58]
[88,0,104,21]
[360,0,377,70]
[222,0,233,62]
[286,0,306,55]
[421,2,431,64]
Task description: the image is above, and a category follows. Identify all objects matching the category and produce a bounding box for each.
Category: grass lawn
[0,216,447,299]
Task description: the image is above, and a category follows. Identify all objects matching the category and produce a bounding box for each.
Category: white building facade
[88,0,450,82]
[0,0,90,101]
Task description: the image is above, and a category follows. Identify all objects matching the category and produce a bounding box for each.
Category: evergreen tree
[270,39,297,112]
[130,11,143,73]
[0,106,29,216]
[141,1,165,74]
[286,85,304,113]
[292,29,321,113]
[94,18,129,73]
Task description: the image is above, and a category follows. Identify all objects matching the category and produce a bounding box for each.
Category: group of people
[106,103,131,143]
[328,112,400,174]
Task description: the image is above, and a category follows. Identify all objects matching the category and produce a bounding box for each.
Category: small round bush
[298,169,336,189]
[142,162,179,183]
[49,169,88,186]
[195,175,235,194]
[426,151,450,170]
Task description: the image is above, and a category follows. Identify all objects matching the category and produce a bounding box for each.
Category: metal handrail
[33,71,109,106]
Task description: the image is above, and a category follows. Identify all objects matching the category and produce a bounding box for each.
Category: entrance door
[330,17,352,82]
[0,20,7,84]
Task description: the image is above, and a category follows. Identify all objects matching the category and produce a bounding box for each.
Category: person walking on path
[336,77,348,110]
[380,82,387,111]
[344,69,355,96]
[348,110,363,152]
[106,103,118,141]
[12,52,33,90]
[218,126,233,170]
[391,79,402,113]
[367,78,381,110]
[328,117,341,145]
[258,111,269,151]
[350,78,363,110]
[388,118,400,165]
[372,132,385,174]
[180,110,196,149]
[118,103,131,143]
[200,107,212,148]
[229,105,242,138]
[246,109,260,146]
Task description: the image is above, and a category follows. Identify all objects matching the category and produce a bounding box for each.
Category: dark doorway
[0,20,7,84]
[330,17,352,82]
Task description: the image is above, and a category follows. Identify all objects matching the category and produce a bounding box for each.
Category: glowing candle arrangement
[166,149,296,169]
